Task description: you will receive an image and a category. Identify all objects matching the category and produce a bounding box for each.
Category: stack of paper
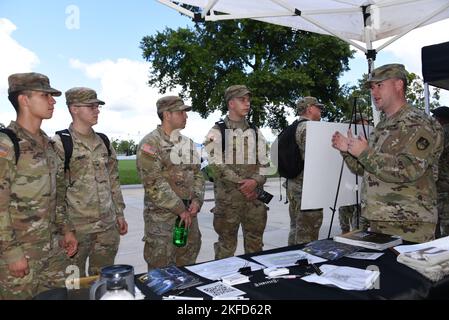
[395,236,449,282]
[334,230,402,250]
[301,264,380,290]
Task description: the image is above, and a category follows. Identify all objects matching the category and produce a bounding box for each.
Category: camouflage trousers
[370,220,436,243]
[144,217,201,269]
[213,200,267,260]
[287,181,323,245]
[436,192,449,238]
[0,239,69,300]
[338,204,369,233]
[68,226,120,277]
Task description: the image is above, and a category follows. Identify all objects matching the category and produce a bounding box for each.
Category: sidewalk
[115,178,343,274]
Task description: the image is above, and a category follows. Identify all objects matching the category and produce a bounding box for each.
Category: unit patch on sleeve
[416,137,430,151]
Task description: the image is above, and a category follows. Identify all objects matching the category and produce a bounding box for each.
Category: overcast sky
[1,0,448,143]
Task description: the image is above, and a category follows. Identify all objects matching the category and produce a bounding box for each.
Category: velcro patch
[416,137,430,151]
[141,143,157,156]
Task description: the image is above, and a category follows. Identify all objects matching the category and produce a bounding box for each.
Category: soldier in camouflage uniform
[204,85,269,259]
[53,88,128,277]
[286,97,324,245]
[339,113,370,233]
[137,96,205,269]
[0,73,78,299]
[431,106,449,237]
[332,64,443,243]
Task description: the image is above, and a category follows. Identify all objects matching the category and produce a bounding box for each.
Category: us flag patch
[141,143,157,155]
[0,144,9,158]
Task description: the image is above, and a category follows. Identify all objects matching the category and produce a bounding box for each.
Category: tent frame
[158,0,449,121]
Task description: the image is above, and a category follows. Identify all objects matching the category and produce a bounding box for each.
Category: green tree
[141,20,353,129]
[112,139,138,156]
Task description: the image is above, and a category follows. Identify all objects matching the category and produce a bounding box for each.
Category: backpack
[55,129,111,172]
[273,119,308,179]
[215,119,259,154]
[0,128,20,164]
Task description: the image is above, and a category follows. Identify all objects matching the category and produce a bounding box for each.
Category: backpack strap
[55,129,73,173]
[95,132,111,157]
[215,119,259,153]
[215,120,227,153]
[56,130,112,172]
[0,128,20,165]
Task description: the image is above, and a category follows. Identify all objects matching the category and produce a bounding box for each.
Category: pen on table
[267,275,302,279]
[311,263,323,275]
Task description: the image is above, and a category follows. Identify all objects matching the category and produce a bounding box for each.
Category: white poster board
[301,121,372,210]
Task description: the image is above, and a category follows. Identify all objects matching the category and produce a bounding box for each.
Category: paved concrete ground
[115,178,343,274]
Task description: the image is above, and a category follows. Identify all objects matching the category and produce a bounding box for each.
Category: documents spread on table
[250,249,327,268]
[185,256,264,280]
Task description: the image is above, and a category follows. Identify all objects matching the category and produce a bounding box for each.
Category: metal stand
[327,97,368,238]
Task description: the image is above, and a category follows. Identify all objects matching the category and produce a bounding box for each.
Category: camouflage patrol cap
[296,96,324,113]
[65,87,105,106]
[8,72,61,96]
[431,106,449,119]
[224,85,251,103]
[365,63,408,88]
[156,96,191,113]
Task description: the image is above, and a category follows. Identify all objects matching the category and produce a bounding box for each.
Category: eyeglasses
[73,104,102,110]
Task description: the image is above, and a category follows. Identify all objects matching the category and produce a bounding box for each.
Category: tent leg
[424,82,430,115]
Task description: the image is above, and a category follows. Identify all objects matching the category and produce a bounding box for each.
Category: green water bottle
[173,216,188,247]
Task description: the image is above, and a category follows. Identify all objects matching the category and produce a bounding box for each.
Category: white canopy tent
[157,0,449,121]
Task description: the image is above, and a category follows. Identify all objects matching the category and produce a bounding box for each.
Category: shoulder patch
[0,144,9,158]
[141,143,157,156]
[416,137,430,151]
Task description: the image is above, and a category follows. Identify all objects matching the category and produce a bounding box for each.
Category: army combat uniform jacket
[137,126,204,237]
[53,124,125,234]
[286,117,323,245]
[205,116,268,193]
[0,121,74,299]
[204,116,268,258]
[343,104,443,224]
[0,121,73,264]
[437,123,449,236]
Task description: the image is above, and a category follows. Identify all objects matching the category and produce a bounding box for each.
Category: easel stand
[327,97,368,238]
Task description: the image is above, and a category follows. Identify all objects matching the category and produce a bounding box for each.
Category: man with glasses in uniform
[53,87,128,277]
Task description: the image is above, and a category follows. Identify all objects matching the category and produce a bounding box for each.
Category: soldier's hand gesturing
[331,131,349,152]
[347,129,368,157]
[8,256,29,278]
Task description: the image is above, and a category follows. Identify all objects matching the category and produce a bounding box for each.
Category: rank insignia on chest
[416,137,430,150]
[142,143,157,156]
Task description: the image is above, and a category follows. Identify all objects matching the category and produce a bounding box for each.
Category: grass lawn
[118,160,141,185]
[118,159,279,185]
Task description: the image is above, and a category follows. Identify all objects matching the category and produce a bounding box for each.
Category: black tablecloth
[135,244,449,300]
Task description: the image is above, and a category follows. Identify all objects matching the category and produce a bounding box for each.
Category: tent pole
[424,83,430,115]
[362,5,379,126]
